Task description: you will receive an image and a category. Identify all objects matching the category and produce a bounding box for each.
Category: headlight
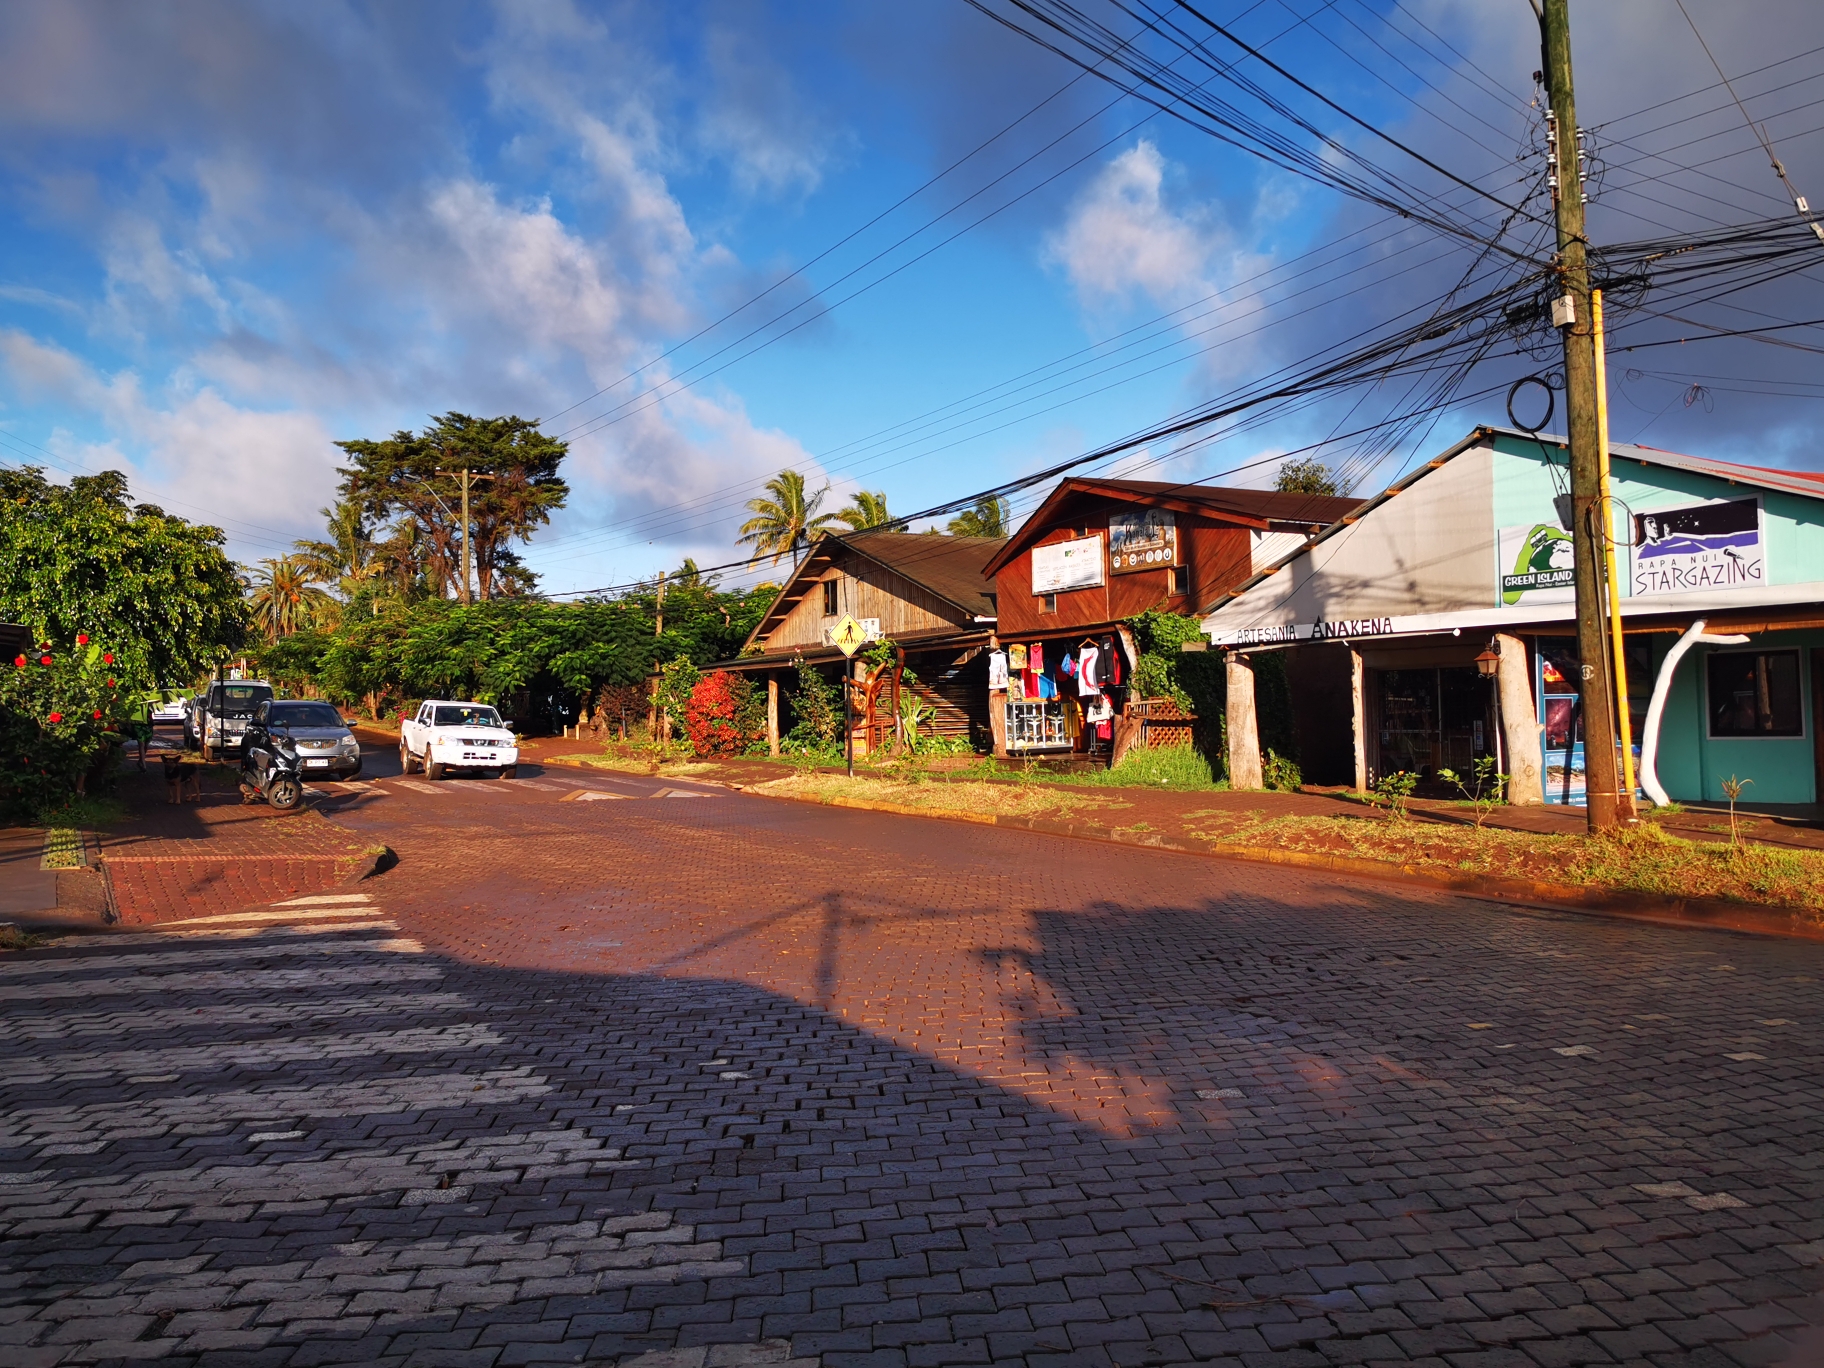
[337,737,360,754]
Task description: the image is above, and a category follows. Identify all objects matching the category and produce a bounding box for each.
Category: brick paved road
[5,768,1824,1367]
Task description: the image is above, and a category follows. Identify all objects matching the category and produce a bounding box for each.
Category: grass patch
[746,773,1127,822]
[1193,813,1824,912]
[0,925,48,952]
[40,828,86,869]
[32,795,126,831]
[573,753,721,777]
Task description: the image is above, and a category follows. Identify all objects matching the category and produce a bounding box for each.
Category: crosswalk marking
[653,788,709,799]
[561,789,629,802]
[394,779,454,795]
[164,907,384,927]
[277,893,375,907]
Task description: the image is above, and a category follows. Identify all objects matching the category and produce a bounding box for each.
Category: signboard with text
[1031,535,1105,594]
[1497,522,1576,607]
[1108,509,1176,573]
[1632,497,1764,597]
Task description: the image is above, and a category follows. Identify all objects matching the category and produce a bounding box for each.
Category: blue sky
[2,0,1820,596]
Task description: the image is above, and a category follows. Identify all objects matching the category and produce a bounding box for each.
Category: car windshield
[218,685,272,713]
[269,703,344,728]
[433,705,503,728]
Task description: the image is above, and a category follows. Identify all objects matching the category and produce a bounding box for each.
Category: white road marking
[562,789,629,802]
[395,779,454,795]
[276,893,375,907]
[1724,1051,1767,1061]
[165,906,380,926]
[1635,1181,1700,1198]
[1552,1045,1596,1057]
[0,992,474,1043]
[2,961,444,1002]
[0,936,423,978]
[1195,1088,1244,1100]
[5,1024,506,1085]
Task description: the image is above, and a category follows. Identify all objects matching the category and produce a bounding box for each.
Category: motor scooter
[239,730,305,811]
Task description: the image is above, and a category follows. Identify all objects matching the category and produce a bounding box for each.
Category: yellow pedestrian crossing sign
[829,614,868,657]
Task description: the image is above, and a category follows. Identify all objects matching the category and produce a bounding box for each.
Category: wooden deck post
[1225,652,1263,790]
[767,676,780,757]
[1497,634,1544,805]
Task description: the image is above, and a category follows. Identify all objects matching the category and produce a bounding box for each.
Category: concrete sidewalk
[0,826,56,920]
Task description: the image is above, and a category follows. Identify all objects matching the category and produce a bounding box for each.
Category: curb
[730,785,1824,945]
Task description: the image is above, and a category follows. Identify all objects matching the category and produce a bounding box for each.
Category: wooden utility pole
[1538,0,1621,832]
[434,465,496,605]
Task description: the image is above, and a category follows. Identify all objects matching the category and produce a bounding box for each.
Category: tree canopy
[0,467,247,689]
[738,470,837,565]
[335,412,569,602]
[946,495,1011,539]
[1274,457,1340,496]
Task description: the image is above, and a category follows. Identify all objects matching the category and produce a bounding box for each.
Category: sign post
[829,614,868,778]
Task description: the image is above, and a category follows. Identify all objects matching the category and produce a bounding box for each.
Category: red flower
[103,653,114,665]
[11,655,22,669]
[47,712,62,724]
[92,710,103,720]
[40,655,53,666]
[76,634,89,646]
[107,678,117,688]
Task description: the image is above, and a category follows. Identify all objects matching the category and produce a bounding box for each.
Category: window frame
[1704,647,1805,740]
[1170,565,1189,596]
[1040,593,1057,615]
[822,578,839,616]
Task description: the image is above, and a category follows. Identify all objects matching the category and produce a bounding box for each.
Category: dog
[161,754,202,804]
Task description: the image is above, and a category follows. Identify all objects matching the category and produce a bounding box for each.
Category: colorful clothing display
[987,650,1009,690]
[1008,644,1027,671]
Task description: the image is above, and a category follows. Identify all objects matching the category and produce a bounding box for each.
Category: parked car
[148,690,190,725]
[247,699,362,781]
[399,700,518,779]
[184,679,275,753]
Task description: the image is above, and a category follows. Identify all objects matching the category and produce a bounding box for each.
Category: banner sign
[1213,616,1397,647]
[1031,535,1104,594]
[1108,509,1176,573]
[1497,522,1576,607]
[1632,497,1764,597]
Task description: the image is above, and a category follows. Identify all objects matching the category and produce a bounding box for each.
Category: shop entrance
[1373,666,1494,782]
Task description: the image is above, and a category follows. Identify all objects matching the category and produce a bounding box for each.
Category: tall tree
[946,496,1011,539]
[247,557,334,642]
[1274,457,1339,496]
[836,490,893,531]
[738,470,837,566]
[294,498,383,603]
[0,467,246,688]
[335,413,569,602]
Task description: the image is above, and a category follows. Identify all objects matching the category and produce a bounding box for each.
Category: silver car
[252,699,363,780]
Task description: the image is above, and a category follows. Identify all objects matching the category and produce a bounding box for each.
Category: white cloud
[1045,141,1226,309]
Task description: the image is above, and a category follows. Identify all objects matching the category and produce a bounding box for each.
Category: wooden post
[1225,652,1263,790]
[1497,634,1544,805]
[767,676,780,757]
[1350,648,1368,794]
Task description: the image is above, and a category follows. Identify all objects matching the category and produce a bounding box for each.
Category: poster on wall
[1497,522,1576,607]
[1631,497,1764,597]
[1108,509,1176,573]
[1032,535,1104,594]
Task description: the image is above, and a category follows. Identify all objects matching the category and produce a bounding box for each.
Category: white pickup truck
[399,700,520,780]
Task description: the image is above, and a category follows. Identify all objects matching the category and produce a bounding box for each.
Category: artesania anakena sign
[1212,616,1397,647]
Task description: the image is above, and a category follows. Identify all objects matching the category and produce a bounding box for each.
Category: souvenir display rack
[1004,698,1071,751]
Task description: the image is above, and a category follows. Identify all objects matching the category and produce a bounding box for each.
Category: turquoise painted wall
[1488,434,1824,596]
[1647,629,1819,805]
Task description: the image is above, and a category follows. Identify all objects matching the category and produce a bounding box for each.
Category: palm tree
[294,499,382,602]
[946,495,1011,539]
[246,557,334,642]
[737,470,838,566]
[836,490,893,531]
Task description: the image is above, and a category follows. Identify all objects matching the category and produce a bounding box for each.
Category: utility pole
[1537,0,1621,833]
[433,466,496,606]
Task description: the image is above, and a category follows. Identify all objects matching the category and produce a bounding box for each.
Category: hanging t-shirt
[1007,674,1025,701]
[987,651,1009,690]
[1078,644,1101,694]
[1028,641,1044,673]
[1060,651,1076,677]
[1037,673,1057,700]
[1100,636,1122,686]
[1008,644,1027,671]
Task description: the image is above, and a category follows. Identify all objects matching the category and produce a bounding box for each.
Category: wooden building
[716,530,1005,751]
[981,478,1361,637]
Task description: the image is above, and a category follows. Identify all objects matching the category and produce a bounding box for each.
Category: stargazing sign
[1631,497,1764,597]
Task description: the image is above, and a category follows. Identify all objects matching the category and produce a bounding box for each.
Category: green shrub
[1262,749,1303,792]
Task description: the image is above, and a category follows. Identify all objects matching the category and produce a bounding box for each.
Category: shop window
[822,579,839,616]
[1708,650,1803,737]
[1171,565,1189,595]
[1040,594,1057,614]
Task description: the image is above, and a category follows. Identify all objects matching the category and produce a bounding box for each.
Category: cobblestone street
[5,769,1824,1367]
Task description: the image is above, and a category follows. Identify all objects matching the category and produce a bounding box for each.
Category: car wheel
[500,766,517,779]
[267,777,303,811]
[400,741,416,774]
[425,756,445,781]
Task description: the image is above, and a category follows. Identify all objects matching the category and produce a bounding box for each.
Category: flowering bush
[0,636,133,818]
[684,670,750,757]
